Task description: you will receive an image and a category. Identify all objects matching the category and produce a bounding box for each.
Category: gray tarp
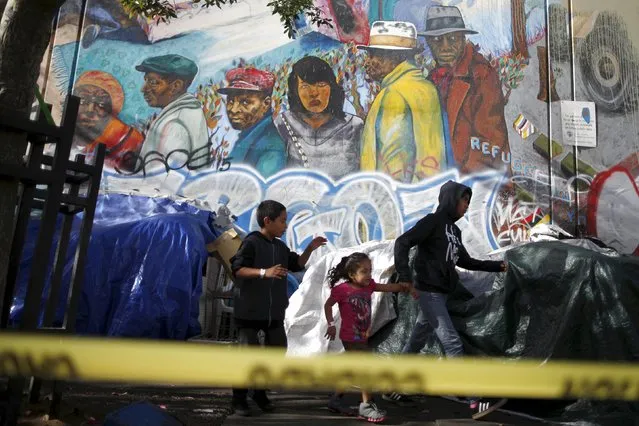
[371,240,639,425]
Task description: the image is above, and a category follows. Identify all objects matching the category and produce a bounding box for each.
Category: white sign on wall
[561,101,597,147]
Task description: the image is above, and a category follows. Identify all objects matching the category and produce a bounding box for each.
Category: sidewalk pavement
[221,392,547,425]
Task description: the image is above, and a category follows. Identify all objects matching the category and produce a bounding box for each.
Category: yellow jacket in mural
[361,61,446,183]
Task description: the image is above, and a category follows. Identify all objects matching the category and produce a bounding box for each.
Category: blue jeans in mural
[402,290,464,357]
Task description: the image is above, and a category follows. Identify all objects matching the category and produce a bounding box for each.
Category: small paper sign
[561,101,597,147]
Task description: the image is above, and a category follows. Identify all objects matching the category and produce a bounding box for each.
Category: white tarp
[285,240,399,356]
[284,239,504,357]
[284,224,617,357]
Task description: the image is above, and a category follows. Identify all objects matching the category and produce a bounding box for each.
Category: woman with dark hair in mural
[274,56,364,181]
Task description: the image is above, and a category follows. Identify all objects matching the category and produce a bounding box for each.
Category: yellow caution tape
[1,333,638,401]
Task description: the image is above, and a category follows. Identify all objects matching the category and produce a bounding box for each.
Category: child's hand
[398,282,412,292]
[500,262,508,272]
[308,236,328,251]
[410,288,419,300]
[325,325,336,340]
[265,264,288,279]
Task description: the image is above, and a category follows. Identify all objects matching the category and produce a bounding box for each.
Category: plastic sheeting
[375,240,639,360]
[285,239,502,356]
[285,237,639,423]
[286,240,408,356]
[371,239,639,425]
[287,274,300,298]
[104,401,183,426]
[10,193,217,340]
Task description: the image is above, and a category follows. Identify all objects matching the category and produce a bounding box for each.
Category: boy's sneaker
[328,395,357,416]
[252,393,275,412]
[358,401,386,423]
[231,399,251,416]
[382,392,414,405]
[471,398,508,419]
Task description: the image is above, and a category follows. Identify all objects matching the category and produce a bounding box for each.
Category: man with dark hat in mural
[358,20,448,183]
[421,5,510,174]
[136,54,209,169]
[219,67,286,179]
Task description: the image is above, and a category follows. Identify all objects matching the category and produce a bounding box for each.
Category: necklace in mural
[282,115,310,168]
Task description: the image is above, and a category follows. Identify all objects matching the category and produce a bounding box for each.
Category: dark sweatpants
[232,320,287,403]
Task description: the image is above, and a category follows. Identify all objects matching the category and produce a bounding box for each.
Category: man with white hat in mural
[421,5,510,175]
[359,20,448,184]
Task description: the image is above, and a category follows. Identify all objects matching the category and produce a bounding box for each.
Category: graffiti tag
[104,166,514,254]
[115,143,231,177]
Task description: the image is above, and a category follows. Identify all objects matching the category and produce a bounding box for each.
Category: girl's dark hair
[287,56,346,120]
[327,252,370,287]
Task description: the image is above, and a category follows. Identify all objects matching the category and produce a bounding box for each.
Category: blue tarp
[104,401,183,426]
[10,194,218,340]
[287,274,300,298]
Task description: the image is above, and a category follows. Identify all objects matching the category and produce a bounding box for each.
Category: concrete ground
[14,383,555,426]
[221,391,549,426]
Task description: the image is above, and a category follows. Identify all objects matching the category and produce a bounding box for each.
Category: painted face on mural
[141,72,185,108]
[225,91,271,130]
[363,50,404,82]
[297,77,331,114]
[75,84,112,141]
[427,32,466,67]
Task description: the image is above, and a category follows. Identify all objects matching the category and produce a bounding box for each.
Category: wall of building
[39,0,638,256]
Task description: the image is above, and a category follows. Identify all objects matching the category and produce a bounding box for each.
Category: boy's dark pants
[232,320,287,403]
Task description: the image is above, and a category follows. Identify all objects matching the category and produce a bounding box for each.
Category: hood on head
[435,180,472,220]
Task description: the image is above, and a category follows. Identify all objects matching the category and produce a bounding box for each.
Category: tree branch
[120,0,331,38]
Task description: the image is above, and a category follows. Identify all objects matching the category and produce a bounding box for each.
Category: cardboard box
[207,228,242,277]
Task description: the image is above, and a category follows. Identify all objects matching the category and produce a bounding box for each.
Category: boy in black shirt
[383,181,507,419]
[230,200,326,416]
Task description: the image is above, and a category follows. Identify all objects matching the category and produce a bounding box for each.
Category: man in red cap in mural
[218,67,286,179]
[73,70,144,170]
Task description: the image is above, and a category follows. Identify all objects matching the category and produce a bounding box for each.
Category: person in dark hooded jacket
[229,200,326,416]
[383,181,508,418]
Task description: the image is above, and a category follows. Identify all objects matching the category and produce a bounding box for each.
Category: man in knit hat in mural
[358,20,448,183]
[136,54,210,169]
[73,70,145,170]
[219,67,286,179]
[421,5,510,174]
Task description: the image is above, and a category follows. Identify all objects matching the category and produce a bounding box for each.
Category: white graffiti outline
[102,165,509,254]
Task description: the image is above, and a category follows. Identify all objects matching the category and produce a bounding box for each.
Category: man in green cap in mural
[136,54,209,169]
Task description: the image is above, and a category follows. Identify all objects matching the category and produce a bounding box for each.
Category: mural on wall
[422,6,511,174]
[545,4,639,254]
[40,0,638,256]
[358,21,447,182]
[222,67,286,178]
[73,70,145,170]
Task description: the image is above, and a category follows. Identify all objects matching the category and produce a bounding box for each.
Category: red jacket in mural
[430,43,510,174]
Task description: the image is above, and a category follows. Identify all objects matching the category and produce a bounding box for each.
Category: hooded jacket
[230,231,303,323]
[394,180,502,293]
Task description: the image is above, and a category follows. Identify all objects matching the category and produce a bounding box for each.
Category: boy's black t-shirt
[230,231,303,323]
[394,181,502,293]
